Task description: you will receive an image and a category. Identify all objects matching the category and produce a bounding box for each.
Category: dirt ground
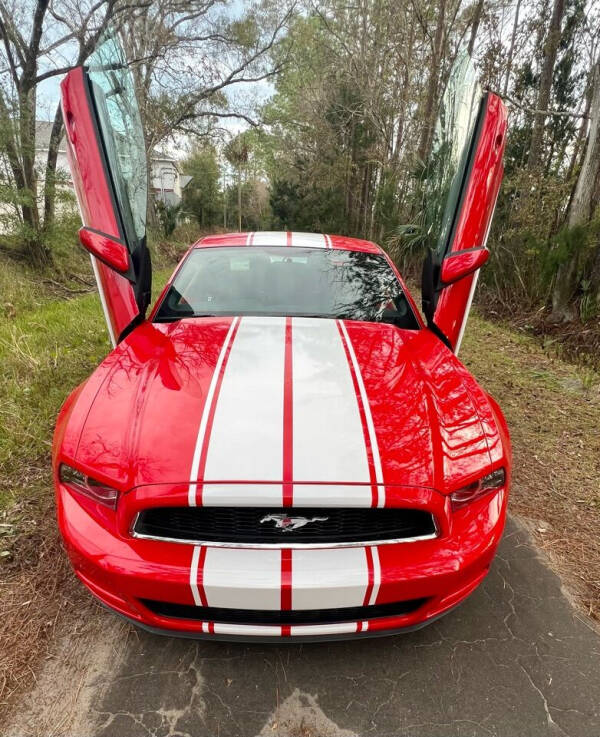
[461,311,600,621]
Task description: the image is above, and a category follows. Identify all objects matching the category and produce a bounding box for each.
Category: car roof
[193,231,383,255]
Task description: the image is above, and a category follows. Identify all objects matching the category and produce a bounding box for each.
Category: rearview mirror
[79,227,130,274]
[440,247,489,285]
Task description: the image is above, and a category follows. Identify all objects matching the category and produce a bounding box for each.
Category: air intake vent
[140,597,429,625]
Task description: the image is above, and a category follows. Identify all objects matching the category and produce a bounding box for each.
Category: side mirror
[440,247,489,285]
[79,227,130,274]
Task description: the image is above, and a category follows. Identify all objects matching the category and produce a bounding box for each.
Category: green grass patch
[0,267,172,511]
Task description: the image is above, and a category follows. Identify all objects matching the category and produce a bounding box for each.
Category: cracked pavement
[10,517,600,736]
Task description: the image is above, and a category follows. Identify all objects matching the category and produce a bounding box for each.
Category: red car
[53,37,510,640]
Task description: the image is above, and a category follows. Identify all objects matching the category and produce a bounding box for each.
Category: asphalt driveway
[51,517,594,737]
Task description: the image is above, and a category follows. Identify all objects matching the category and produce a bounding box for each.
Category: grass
[0,264,172,510]
[0,294,106,506]
[0,255,173,710]
[461,310,600,617]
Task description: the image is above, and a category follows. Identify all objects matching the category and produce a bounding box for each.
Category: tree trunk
[528,0,565,169]
[566,85,593,181]
[567,63,600,227]
[237,167,242,231]
[19,84,54,266]
[43,102,64,228]
[503,0,521,96]
[550,60,600,321]
[0,95,29,208]
[417,0,446,164]
[467,0,485,56]
[588,244,600,311]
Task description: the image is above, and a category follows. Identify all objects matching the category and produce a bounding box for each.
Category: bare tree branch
[496,91,590,119]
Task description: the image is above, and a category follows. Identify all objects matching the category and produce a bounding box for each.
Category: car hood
[74,316,492,497]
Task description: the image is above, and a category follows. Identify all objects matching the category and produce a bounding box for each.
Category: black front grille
[133,506,436,545]
[140,598,428,625]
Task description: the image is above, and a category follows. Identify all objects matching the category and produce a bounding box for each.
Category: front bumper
[56,483,508,640]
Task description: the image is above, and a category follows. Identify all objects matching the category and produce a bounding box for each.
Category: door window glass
[87,34,147,248]
[422,50,482,261]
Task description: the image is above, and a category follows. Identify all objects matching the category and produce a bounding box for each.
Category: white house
[35,121,190,210]
[150,152,192,208]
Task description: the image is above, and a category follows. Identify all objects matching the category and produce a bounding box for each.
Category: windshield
[154,246,419,327]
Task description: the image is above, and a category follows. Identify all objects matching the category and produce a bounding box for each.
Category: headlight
[59,464,119,509]
[450,468,506,511]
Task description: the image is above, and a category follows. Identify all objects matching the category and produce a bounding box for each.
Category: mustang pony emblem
[260,513,329,531]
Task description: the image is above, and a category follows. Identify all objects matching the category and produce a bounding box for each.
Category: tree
[467,0,485,56]
[117,0,293,226]
[156,200,181,237]
[0,0,293,264]
[416,0,447,164]
[181,145,222,227]
[225,133,251,231]
[528,0,566,168]
[502,0,521,96]
[550,58,600,321]
[262,0,482,240]
[0,0,126,264]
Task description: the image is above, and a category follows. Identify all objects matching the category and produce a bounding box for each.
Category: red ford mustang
[53,37,510,639]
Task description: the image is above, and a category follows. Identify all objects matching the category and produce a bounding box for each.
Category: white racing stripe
[188,317,240,506]
[194,316,376,506]
[202,483,283,506]
[202,316,286,505]
[291,547,369,610]
[202,547,281,609]
[338,320,385,507]
[187,316,383,628]
[292,318,371,505]
[284,483,373,507]
[240,231,330,249]
[213,623,282,637]
[250,231,288,246]
[290,622,358,637]
[291,232,328,248]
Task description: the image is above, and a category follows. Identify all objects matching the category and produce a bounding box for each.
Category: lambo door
[420,51,507,353]
[60,33,150,346]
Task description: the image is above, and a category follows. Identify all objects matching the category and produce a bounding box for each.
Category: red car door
[60,34,151,346]
[420,52,508,353]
